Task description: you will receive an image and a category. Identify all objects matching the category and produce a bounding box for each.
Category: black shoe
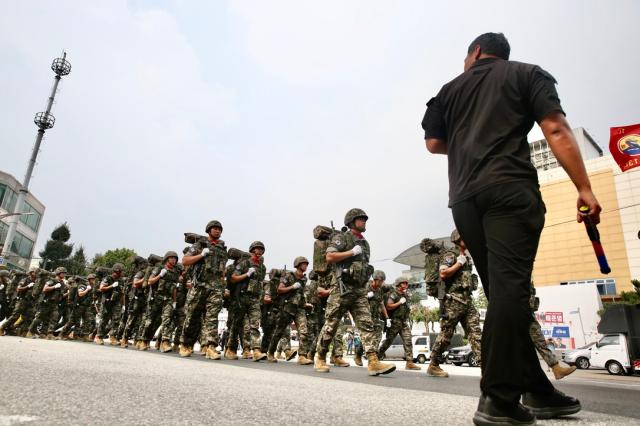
[522,389,581,419]
[473,394,536,425]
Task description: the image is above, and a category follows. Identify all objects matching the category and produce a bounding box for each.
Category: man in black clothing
[423,33,601,425]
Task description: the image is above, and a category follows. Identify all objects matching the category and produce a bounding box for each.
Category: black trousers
[452,181,554,405]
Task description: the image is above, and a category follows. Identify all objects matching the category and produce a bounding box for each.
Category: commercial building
[0,170,45,271]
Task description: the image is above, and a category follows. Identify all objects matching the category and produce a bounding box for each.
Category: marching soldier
[0,270,9,321]
[94,263,124,345]
[120,256,148,347]
[156,251,181,353]
[354,270,390,366]
[27,266,67,339]
[314,208,395,376]
[427,230,481,377]
[0,268,37,336]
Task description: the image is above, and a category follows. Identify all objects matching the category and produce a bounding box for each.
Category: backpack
[419,238,446,297]
[312,225,336,273]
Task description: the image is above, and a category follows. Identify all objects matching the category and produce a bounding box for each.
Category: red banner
[610,124,640,172]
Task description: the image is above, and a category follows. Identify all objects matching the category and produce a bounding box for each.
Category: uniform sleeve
[186,242,201,256]
[527,66,565,122]
[327,234,345,253]
[234,259,249,275]
[422,93,447,140]
[134,271,144,279]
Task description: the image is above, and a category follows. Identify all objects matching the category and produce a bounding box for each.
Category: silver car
[562,342,596,369]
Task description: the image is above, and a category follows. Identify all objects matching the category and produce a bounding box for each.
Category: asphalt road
[1,337,638,425]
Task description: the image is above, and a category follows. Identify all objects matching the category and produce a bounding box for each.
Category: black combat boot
[473,394,536,426]
[522,389,581,419]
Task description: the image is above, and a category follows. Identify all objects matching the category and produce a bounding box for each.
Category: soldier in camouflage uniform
[378,277,421,370]
[225,241,268,362]
[171,266,188,351]
[138,258,167,350]
[0,270,9,321]
[27,267,67,339]
[59,276,81,339]
[75,274,96,341]
[529,284,576,380]
[261,272,280,356]
[428,230,481,378]
[19,269,50,336]
[4,270,26,320]
[156,251,181,353]
[314,208,395,376]
[179,220,228,359]
[354,270,390,366]
[0,268,37,336]
[267,257,313,364]
[275,328,292,359]
[120,257,148,347]
[95,263,125,346]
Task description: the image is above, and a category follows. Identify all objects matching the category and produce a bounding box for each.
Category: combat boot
[242,349,252,359]
[94,336,104,345]
[354,354,363,366]
[275,351,283,359]
[284,349,298,361]
[154,339,161,350]
[331,355,350,367]
[0,325,5,336]
[315,354,331,373]
[109,336,118,346]
[267,352,278,363]
[297,354,313,365]
[200,344,208,356]
[205,346,222,360]
[552,363,577,380]
[427,361,449,377]
[47,333,55,340]
[406,358,421,370]
[26,331,36,339]
[120,338,128,348]
[253,349,267,362]
[179,344,193,357]
[140,340,150,351]
[225,348,238,360]
[83,335,93,342]
[367,353,396,376]
[160,340,173,353]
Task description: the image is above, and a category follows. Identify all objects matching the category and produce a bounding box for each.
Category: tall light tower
[1,53,71,264]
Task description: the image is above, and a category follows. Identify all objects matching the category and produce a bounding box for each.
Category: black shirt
[422,58,564,206]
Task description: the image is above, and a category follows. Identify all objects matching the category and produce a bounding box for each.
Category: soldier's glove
[293,282,302,290]
[111,282,119,289]
[0,284,4,291]
[201,248,210,257]
[175,283,180,288]
[366,291,374,299]
[172,302,176,309]
[53,283,62,289]
[399,297,406,304]
[27,282,35,288]
[386,319,392,328]
[457,255,467,266]
[351,245,363,256]
[247,267,256,277]
[86,285,92,291]
[159,269,168,277]
[224,289,230,298]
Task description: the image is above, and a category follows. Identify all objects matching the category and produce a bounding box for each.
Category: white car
[562,342,596,370]
[590,333,638,375]
[380,335,431,363]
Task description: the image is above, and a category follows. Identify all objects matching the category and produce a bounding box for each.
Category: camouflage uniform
[4,271,25,319]
[96,274,123,339]
[260,273,281,353]
[378,288,413,359]
[28,270,66,336]
[172,274,188,347]
[307,272,345,359]
[529,285,557,367]
[226,255,266,351]
[60,277,80,336]
[0,271,9,321]
[268,269,310,356]
[139,266,165,342]
[276,327,291,353]
[356,278,386,358]
[158,264,181,343]
[180,238,228,348]
[0,271,37,335]
[430,250,482,364]
[122,266,148,342]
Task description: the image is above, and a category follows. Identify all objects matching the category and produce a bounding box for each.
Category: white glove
[111,282,119,289]
[159,269,168,277]
[351,245,363,256]
[27,282,35,288]
[293,282,302,290]
[247,267,256,277]
[457,255,467,265]
[366,291,374,299]
[0,284,4,291]
[176,283,180,288]
[172,302,176,309]
[86,285,92,291]
[399,297,406,304]
[386,319,392,328]
[201,248,210,256]
[53,283,62,289]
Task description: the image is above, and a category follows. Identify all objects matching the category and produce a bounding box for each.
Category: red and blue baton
[579,205,611,274]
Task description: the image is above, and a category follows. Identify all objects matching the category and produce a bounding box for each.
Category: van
[590,333,638,375]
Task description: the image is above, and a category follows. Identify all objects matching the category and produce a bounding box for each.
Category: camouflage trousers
[357,314,383,357]
[316,290,376,356]
[172,296,187,346]
[308,306,344,357]
[3,297,34,334]
[431,298,482,363]
[269,306,309,355]
[160,298,176,342]
[28,300,59,335]
[378,318,413,359]
[260,305,278,353]
[115,302,129,340]
[139,295,164,341]
[276,325,291,352]
[180,284,224,347]
[96,300,122,338]
[227,293,262,351]
[530,317,557,367]
[123,296,146,340]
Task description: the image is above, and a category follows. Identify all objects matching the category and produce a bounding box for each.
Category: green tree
[473,287,488,310]
[598,279,640,316]
[39,223,73,270]
[427,308,440,332]
[90,248,137,273]
[66,245,88,275]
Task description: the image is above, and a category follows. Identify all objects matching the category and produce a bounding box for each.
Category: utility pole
[1,53,71,265]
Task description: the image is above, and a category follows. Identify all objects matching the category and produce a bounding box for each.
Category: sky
[1,0,639,278]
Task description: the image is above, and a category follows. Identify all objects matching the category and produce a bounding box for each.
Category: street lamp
[569,307,587,347]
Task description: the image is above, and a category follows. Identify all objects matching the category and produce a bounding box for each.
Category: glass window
[19,202,41,232]
[598,335,620,347]
[415,337,427,345]
[605,282,616,295]
[0,186,18,212]
[0,184,6,207]
[10,232,34,259]
[0,221,7,243]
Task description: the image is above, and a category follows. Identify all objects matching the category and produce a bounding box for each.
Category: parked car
[591,333,638,375]
[381,335,430,361]
[562,342,596,370]
[594,304,640,376]
[446,345,479,367]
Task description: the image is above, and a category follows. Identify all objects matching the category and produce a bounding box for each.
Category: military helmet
[67,275,76,282]
[344,208,368,227]
[205,220,223,233]
[394,276,409,286]
[163,251,179,262]
[112,263,124,272]
[293,256,309,268]
[372,270,386,281]
[87,273,96,280]
[249,241,265,253]
[29,266,39,273]
[54,266,67,275]
[450,229,462,244]
[0,270,9,278]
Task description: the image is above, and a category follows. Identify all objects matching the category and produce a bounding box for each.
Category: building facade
[0,170,45,271]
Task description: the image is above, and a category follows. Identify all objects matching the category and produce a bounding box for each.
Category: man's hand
[304,303,313,310]
[201,248,210,257]
[577,189,602,224]
[366,291,374,299]
[224,289,230,298]
[399,297,406,304]
[27,282,35,288]
[159,269,168,277]
[111,282,119,289]
[53,283,62,289]
[457,255,467,266]
[351,245,363,257]
[292,282,302,290]
[86,285,92,291]
[246,267,256,277]
[263,295,272,304]
[386,318,392,328]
